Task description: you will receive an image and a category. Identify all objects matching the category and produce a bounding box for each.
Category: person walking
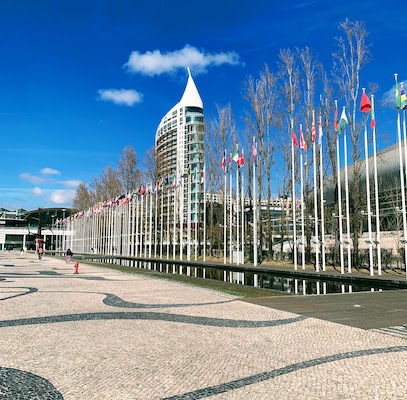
[66,248,73,263]
[38,247,43,260]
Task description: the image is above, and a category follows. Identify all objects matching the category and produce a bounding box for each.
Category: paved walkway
[1,251,407,399]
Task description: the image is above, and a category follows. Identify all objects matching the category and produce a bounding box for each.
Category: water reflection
[98,259,390,296]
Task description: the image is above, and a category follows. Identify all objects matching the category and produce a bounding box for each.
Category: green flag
[396,81,401,109]
[338,107,348,134]
[232,145,239,163]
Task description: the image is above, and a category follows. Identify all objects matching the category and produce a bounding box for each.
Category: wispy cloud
[97,88,143,106]
[41,167,60,175]
[124,44,243,76]
[20,173,46,185]
[60,180,82,189]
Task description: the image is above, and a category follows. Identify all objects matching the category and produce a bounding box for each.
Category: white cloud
[41,167,60,176]
[97,88,143,106]
[33,187,42,196]
[124,44,243,76]
[60,180,82,189]
[20,173,46,185]
[49,190,76,204]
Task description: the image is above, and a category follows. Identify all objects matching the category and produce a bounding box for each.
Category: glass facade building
[155,69,204,225]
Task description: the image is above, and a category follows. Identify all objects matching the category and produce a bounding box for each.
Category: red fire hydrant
[74,261,79,274]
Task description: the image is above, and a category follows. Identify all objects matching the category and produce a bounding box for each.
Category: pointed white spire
[179,68,203,109]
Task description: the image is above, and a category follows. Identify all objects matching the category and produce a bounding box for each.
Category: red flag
[360,89,371,113]
[237,149,245,167]
[370,95,376,129]
[311,112,316,142]
[299,124,306,150]
[334,103,339,133]
[252,137,257,164]
[291,133,299,147]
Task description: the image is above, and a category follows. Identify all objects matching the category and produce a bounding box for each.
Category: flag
[183,167,190,177]
[360,89,371,113]
[299,124,306,150]
[334,102,339,133]
[232,145,239,163]
[139,186,146,196]
[318,116,323,145]
[396,81,401,109]
[291,132,299,147]
[339,107,348,133]
[401,83,407,110]
[227,153,232,173]
[311,112,316,142]
[252,137,257,164]
[221,149,226,172]
[370,96,376,129]
[237,149,245,167]
[201,169,205,184]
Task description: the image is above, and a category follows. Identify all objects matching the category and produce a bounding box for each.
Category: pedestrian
[74,261,79,274]
[20,248,24,256]
[38,247,43,260]
[66,249,73,263]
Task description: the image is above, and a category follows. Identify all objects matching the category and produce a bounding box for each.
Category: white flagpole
[343,109,352,273]
[395,74,407,277]
[241,171,244,264]
[140,194,144,258]
[319,117,326,271]
[364,119,374,275]
[203,164,207,262]
[362,89,374,276]
[160,187,163,259]
[291,119,298,270]
[135,195,139,257]
[179,179,183,262]
[173,184,176,260]
[144,191,148,258]
[402,92,407,278]
[229,172,233,263]
[224,152,227,264]
[154,187,158,258]
[371,95,381,275]
[335,102,345,274]
[167,188,170,260]
[236,159,240,265]
[312,110,320,272]
[187,172,191,261]
[149,191,153,262]
[253,138,258,266]
[300,125,305,270]
[224,171,227,264]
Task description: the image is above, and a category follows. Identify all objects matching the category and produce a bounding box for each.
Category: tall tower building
[155,68,204,226]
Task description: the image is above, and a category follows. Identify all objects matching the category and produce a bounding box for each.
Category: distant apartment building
[155,69,204,224]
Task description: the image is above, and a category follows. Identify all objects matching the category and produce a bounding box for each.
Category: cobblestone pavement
[1,252,407,399]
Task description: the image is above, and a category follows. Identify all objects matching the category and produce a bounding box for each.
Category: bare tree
[278,48,301,261]
[143,146,156,184]
[90,166,122,202]
[72,183,93,211]
[242,64,278,261]
[205,104,235,257]
[332,19,371,266]
[296,46,320,262]
[117,145,141,193]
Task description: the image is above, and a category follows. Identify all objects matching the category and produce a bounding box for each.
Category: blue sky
[0,0,404,210]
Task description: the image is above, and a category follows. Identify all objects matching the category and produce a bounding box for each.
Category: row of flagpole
[59,75,407,277]
[290,86,386,275]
